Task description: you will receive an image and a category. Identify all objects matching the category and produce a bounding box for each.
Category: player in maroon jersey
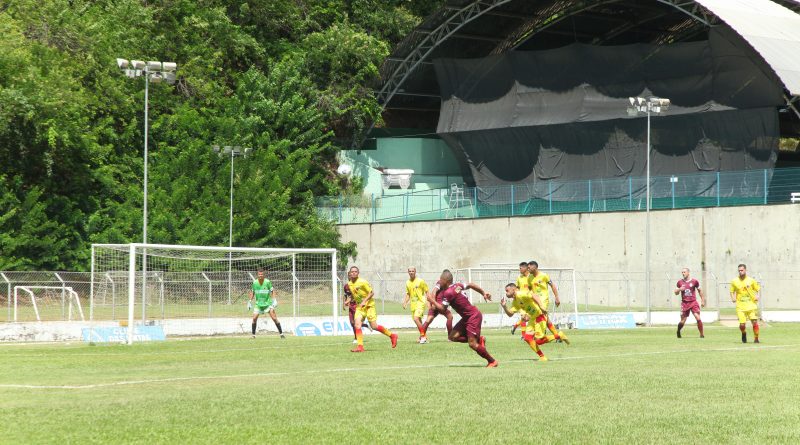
[674,267,705,338]
[419,279,454,337]
[343,282,359,343]
[427,270,498,368]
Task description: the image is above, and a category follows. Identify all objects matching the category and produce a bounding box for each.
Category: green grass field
[1,324,799,444]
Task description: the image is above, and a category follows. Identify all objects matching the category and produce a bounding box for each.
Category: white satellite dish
[337,164,352,175]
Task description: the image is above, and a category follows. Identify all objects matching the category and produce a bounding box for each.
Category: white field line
[1,343,797,390]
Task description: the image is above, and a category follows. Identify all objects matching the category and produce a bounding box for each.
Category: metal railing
[2,269,798,324]
[317,167,800,224]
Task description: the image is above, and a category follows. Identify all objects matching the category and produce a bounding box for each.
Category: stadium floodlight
[117,57,177,322]
[627,96,670,326]
[212,144,254,304]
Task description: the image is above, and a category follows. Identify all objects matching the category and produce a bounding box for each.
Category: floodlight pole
[228,149,234,306]
[645,106,651,327]
[628,97,670,326]
[117,58,177,326]
[212,146,252,305]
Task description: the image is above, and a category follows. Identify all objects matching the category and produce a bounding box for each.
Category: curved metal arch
[493,0,714,54]
[376,0,514,108]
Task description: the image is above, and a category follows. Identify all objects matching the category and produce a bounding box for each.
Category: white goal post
[91,243,338,344]
[456,264,579,329]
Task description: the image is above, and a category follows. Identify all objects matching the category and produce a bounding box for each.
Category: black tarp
[434,27,783,200]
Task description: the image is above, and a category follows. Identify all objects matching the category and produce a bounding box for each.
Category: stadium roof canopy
[376,0,800,131]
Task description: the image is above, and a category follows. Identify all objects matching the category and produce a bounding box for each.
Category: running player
[426,269,498,368]
[343,282,358,344]
[248,268,284,339]
[527,261,561,338]
[511,261,530,335]
[347,266,398,352]
[501,283,568,362]
[730,264,761,343]
[401,267,430,343]
[420,279,454,339]
[674,267,705,338]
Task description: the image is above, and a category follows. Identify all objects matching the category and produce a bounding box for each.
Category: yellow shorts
[410,301,425,319]
[523,319,547,339]
[737,308,758,324]
[354,304,378,324]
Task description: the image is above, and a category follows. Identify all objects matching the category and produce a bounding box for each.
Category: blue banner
[294,320,356,336]
[82,326,167,343]
[576,313,636,329]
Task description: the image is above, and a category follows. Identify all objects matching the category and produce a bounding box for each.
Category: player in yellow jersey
[345,266,398,352]
[511,261,530,335]
[527,261,562,339]
[402,267,430,343]
[500,283,569,361]
[730,264,761,343]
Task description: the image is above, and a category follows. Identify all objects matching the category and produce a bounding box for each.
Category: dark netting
[434,26,782,202]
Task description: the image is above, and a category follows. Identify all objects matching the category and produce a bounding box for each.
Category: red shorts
[681,301,701,317]
[453,311,483,338]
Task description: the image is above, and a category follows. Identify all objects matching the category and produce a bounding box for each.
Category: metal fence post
[763,169,768,204]
[628,176,633,210]
[588,180,592,212]
[1,273,10,322]
[549,181,553,214]
[473,187,479,217]
[716,172,721,206]
[510,184,515,216]
[371,193,376,223]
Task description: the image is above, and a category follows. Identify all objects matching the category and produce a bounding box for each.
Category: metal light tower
[116,59,177,322]
[628,96,670,326]
[213,145,253,304]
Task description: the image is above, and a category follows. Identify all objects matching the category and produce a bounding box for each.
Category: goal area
[90,243,338,343]
[454,265,578,329]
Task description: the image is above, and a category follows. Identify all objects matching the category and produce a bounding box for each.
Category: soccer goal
[454,265,579,329]
[13,285,85,322]
[91,243,338,344]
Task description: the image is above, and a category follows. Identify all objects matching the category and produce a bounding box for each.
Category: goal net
[91,243,338,343]
[453,265,578,329]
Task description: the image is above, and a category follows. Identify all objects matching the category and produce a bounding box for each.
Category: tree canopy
[0,0,441,270]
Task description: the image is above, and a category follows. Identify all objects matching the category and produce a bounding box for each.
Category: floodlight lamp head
[637,97,645,105]
[147,61,162,71]
[162,62,177,72]
[243,147,253,156]
[163,72,176,84]
[628,97,635,106]
[149,73,163,83]
[212,145,221,153]
[116,58,129,69]
[131,60,146,70]
[223,146,233,154]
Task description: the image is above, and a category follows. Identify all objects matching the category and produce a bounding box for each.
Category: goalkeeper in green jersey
[249,268,285,339]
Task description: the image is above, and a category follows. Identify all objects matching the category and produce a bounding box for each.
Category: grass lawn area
[1,323,798,444]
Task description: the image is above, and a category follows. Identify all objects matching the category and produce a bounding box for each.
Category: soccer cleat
[700,334,705,338]
[486,361,499,368]
[351,345,365,353]
[559,332,570,345]
[479,336,486,348]
[280,334,286,339]
[677,330,682,338]
[391,333,398,348]
[754,338,760,344]
[538,356,549,362]
[742,333,747,343]
[251,334,256,339]
[419,336,428,344]
[352,339,358,344]
[511,325,517,335]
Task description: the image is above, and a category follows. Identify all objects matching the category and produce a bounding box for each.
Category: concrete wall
[337,204,800,309]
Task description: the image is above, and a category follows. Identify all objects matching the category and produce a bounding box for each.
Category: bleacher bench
[791,192,800,203]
